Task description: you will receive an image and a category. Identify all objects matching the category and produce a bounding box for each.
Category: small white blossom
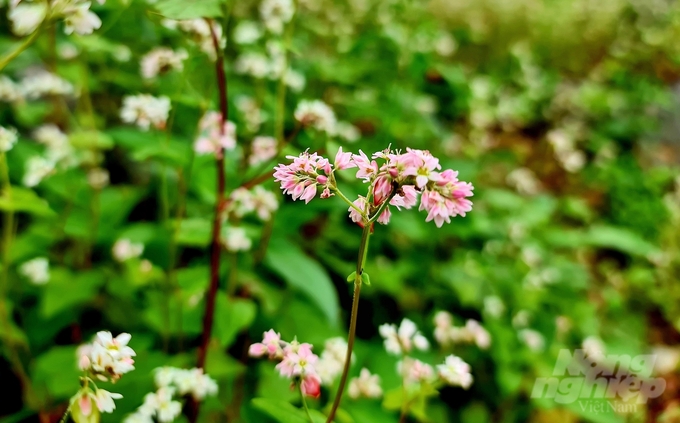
[379,318,429,355]
[123,413,153,423]
[284,69,305,92]
[0,76,22,103]
[348,368,382,399]
[140,388,182,423]
[223,227,251,252]
[233,21,262,44]
[112,239,144,262]
[249,136,277,166]
[437,355,473,389]
[582,336,606,360]
[398,357,435,385]
[8,3,47,36]
[63,2,102,35]
[87,167,109,190]
[294,100,337,135]
[19,257,50,285]
[20,71,74,98]
[80,331,136,382]
[519,328,545,352]
[173,368,219,400]
[94,389,123,413]
[236,96,265,132]
[251,186,278,220]
[120,94,171,130]
[194,111,236,156]
[140,48,188,79]
[506,168,541,195]
[235,53,271,79]
[260,0,294,34]
[0,126,18,152]
[22,156,54,187]
[483,295,505,318]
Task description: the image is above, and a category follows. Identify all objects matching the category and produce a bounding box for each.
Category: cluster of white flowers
[236,96,266,132]
[260,0,295,34]
[518,328,545,352]
[294,100,337,135]
[314,337,352,386]
[112,239,144,262]
[582,336,606,360]
[120,94,171,130]
[228,186,279,221]
[153,367,218,400]
[19,257,50,285]
[8,0,103,36]
[547,128,586,173]
[235,52,271,79]
[506,167,541,195]
[193,111,236,157]
[437,355,473,389]
[233,20,263,45]
[33,124,76,166]
[125,387,181,423]
[433,312,491,349]
[348,368,382,399]
[77,331,136,382]
[20,71,75,99]
[249,136,277,166]
[223,226,252,252]
[0,76,22,103]
[23,156,54,187]
[0,126,18,152]
[140,47,188,79]
[162,18,224,59]
[397,357,434,385]
[379,318,429,355]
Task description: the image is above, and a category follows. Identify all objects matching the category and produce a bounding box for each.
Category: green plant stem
[325,224,372,423]
[300,383,314,423]
[0,27,42,72]
[332,187,364,215]
[58,404,71,423]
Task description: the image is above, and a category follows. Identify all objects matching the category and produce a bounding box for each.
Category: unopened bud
[316,175,328,185]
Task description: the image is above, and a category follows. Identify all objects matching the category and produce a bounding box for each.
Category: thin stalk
[0,27,42,72]
[325,224,372,423]
[332,187,364,215]
[300,383,314,423]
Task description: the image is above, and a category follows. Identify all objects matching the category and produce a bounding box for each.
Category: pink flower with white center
[276,343,318,378]
[301,374,321,398]
[352,150,379,182]
[194,111,237,157]
[401,148,441,188]
[349,196,367,223]
[274,151,332,204]
[390,185,419,210]
[249,330,283,358]
[398,358,435,384]
[334,147,355,170]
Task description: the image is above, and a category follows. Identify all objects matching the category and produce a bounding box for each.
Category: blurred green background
[1,0,680,422]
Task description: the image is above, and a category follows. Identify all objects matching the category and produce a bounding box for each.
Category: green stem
[325,224,372,423]
[300,383,314,423]
[58,404,71,423]
[332,186,364,215]
[0,27,42,72]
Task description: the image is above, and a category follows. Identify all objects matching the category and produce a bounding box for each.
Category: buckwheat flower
[87,167,109,190]
[236,96,266,132]
[260,0,294,34]
[113,45,132,62]
[20,71,74,98]
[235,53,271,79]
[582,336,605,360]
[142,388,182,423]
[334,147,355,170]
[464,319,491,349]
[174,368,218,400]
[249,136,277,166]
[398,358,435,384]
[86,331,136,381]
[284,69,306,92]
[418,170,474,227]
[71,390,99,423]
[251,186,278,220]
[223,226,251,252]
[22,156,54,187]
[58,42,79,59]
[19,257,50,285]
[389,185,419,210]
[433,311,453,345]
[348,196,368,223]
[401,148,441,189]
[315,337,352,385]
[154,367,178,388]
[112,239,144,262]
[194,111,236,156]
[294,100,337,135]
[63,2,102,35]
[0,126,18,152]
[8,2,46,36]
[379,318,429,355]
[484,296,505,318]
[438,355,473,389]
[507,168,541,195]
[94,389,123,413]
[167,19,224,59]
[233,20,262,45]
[140,48,188,79]
[124,413,153,423]
[33,124,73,164]
[120,94,171,130]
[335,121,360,142]
[348,368,382,399]
[558,150,586,173]
[351,150,378,182]
[249,329,283,358]
[519,329,545,352]
[273,150,332,203]
[301,374,321,398]
[229,188,256,217]
[0,76,22,103]
[276,342,318,378]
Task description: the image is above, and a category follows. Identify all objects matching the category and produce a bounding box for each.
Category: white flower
[233,21,262,44]
[235,53,271,79]
[58,43,79,59]
[112,239,144,262]
[249,136,277,166]
[379,318,429,355]
[260,0,294,34]
[229,188,256,217]
[483,296,505,318]
[87,167,109,190]
[398,357,435,385]
[348,368,382,399]
[582,336,605,360]
[251,186,278,220]
[437,355,473,389]
[154,367,178,388]
[506,168,541,195]
[9,3,47,36]
[120,94,171,130]
[85,331,136,381]
[19,257,49,285]
[435,33,457,57]
[315,337,352,385]
[223,227,251,252]
[63,2,102,35]
[0,76,22,103]
[0,126,18,152]
[519,328,545,352]
[140,48,188,79]
[113,45,132,62]
[294,100,337,135]
[20,71,74,98]
[173,368,219,400]
[464,319,491,349]
[123,412,153,423]
[559,150,586,173]
[140,387,182,423]
[284,69,305,92]
[193,111,236,156]
[236,96,265,132]
[94,389,123,413]
[22,156,54,187]
[335,121,360,142]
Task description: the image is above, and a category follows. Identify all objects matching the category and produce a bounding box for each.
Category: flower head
[120,94,171,130]
[437,355,473,389]
[348,368,382,399]
[19,257,49,285]
[379,318,429,355]
[0,126,18,152]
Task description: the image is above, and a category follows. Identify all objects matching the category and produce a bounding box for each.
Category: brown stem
[191,19,228,423]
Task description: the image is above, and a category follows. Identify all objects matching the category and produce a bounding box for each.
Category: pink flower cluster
[274,147,473,227]
[249,330,322,398]
[194,111,237,157]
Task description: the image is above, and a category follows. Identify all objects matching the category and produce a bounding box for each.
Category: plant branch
[300,383,314,423]
[0,27,42,72]
[325,224,372,423]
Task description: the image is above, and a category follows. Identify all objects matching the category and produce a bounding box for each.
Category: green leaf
[175,218,212,247]
[154,0,223,19]
[69,130,114,150]
[41,269,105,318]
[362,272,371,286]
[265,237,339,326]
[214,297,257,347]
[0,187,54,216]
[585,225,660,257]
[33,346,80,399]
[251,398,312,423]
[346,271,356,282]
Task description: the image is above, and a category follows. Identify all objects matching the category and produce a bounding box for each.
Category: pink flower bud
[78,354,91,371]
[316,175,328,185]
